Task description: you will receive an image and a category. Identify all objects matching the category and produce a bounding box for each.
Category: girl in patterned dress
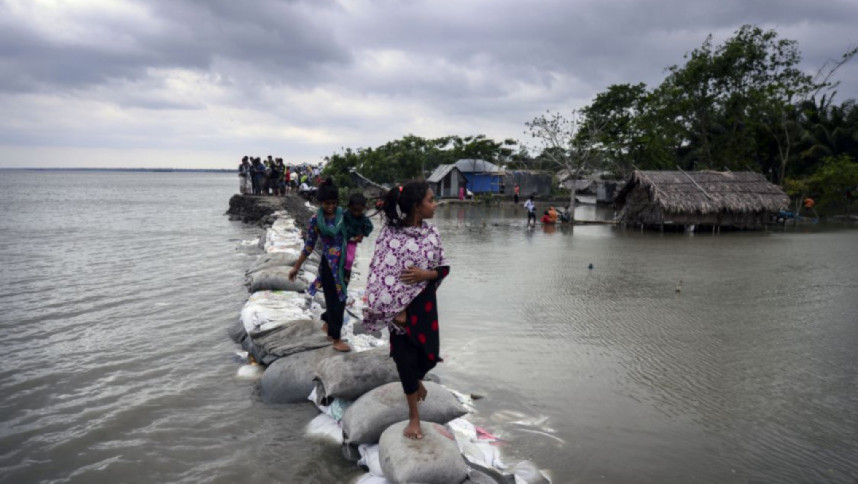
[288,179,351,352]
[364,181,450,439]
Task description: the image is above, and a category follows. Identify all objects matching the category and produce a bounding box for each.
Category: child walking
[288,179,351,352]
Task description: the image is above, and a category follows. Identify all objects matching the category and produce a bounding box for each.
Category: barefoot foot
[332,340,351,352]
[403,419,423,439]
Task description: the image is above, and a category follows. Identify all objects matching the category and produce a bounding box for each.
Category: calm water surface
[0,172,856,483]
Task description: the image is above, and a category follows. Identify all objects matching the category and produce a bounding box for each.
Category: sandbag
[342,382,467,445]
[247,252,300,275]
[313,347,399,405]
[251,319,331,363]
[260,346,337,403]
[247,267,308,293]
[379,421,469,484]
[240,290,310,334]
[227,319,247,344]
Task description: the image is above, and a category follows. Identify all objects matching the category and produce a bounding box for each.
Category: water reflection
[431,201,858,483]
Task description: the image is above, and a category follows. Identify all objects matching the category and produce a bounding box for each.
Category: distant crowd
[238,156,325,197]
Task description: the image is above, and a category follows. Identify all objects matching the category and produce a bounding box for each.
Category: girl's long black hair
[316,177,339,202]
[381,180,429,228]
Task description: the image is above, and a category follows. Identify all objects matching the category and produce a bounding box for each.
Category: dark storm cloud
[0,0,350,93]
[1,0,857,168]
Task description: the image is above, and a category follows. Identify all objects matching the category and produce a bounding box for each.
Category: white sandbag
[356,474,389,484]
[358,443,384,477]
[308,387,353,422]
[260,346,337,403]
[247,252,300,274]
[247,267,309,293]
[378,421,469,484]
[240,291,310,334]
[271,218,296,231]
[305,413,343,443]
[313,347,399,405]
[342,382,468,445]
[511,461,551,484]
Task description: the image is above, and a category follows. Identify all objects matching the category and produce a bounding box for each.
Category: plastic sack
[240,291,310,334]
[313,347,399,405]
[342,382,467,445]
[246,252,300,275]
[247,268,308,293]
[378,421,469,484]
[260,346,337,403]
[250,319,331,363]
[358,443,385,477]
[305,413,343,443]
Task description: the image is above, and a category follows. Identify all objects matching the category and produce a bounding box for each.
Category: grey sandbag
[313,347,399,405]
[379,421,469,484]
[341,381,467,445]
[250,319,330,364]
[260,346,338,403]
[227,319,247,344]
[247,252,300,275]
[247,267,308,293]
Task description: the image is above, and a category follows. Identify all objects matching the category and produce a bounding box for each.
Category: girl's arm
[288,217,318,280]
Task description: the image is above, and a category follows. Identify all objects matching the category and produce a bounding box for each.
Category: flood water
[1,172,856,483]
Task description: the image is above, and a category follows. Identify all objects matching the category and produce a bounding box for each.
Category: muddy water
[433,201,858,483]
[1,172,855,484]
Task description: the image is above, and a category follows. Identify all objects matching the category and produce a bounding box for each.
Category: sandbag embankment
[227,193,314,228]
[261,346,339,403]
[342,382,467,445]
[379,421,469,484]
[313,347,400,406]
[246,252,299,275]
[226,195,287,225]
[250,319,330,364]
[240,290,312,334]
[246,267,308,293]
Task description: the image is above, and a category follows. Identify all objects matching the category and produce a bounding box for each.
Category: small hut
[427,164,467,198]
[614,170,789,231]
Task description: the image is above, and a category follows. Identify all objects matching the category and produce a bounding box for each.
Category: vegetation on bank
[323,25,857,213]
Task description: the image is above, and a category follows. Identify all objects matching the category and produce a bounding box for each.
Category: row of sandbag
[235,210,548,483]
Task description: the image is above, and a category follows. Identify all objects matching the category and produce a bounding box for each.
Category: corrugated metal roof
[427,164,456,183]
[455,159,503,173]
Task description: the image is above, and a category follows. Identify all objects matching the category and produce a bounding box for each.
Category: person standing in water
[288,178,351,352]
[364,181,450,439]
[523,195,536,226]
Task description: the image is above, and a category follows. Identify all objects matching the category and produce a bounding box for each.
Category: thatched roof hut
[614,170,789,230]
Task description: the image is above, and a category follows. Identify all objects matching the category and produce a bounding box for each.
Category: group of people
[523,195,570,226]
[288,178,448,441]
[238,156,323,196]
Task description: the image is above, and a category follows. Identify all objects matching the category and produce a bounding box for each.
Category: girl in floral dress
[364,181,450,439]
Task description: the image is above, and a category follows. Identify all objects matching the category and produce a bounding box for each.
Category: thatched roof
[615,170,789,214]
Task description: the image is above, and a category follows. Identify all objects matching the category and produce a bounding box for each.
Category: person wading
[364,181,450,439]
[288,178,351,352]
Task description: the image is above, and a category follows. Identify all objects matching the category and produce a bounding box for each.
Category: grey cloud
[0,0,350,94]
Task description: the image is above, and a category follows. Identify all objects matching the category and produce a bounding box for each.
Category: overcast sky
[1,0,856,169]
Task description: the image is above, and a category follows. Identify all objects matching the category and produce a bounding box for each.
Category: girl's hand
[401,267,428,284]
[393,310,407,327]
[288,266,300,281]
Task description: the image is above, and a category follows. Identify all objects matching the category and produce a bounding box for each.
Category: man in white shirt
[523,196,536,226]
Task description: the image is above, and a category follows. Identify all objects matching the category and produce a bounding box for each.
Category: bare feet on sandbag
[403,418,423,440]
[416,380,428,402]
[332,340,351,352]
